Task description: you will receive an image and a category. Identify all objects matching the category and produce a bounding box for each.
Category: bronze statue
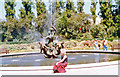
[38,26,64,58]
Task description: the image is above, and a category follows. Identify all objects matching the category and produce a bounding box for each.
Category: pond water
[0,53,120,67]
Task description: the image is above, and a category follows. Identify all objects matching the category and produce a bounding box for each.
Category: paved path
[0,61,119,75]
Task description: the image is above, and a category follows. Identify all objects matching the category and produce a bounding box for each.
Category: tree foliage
[20,0,34,19]
[35,0,47,34]
[0,0,120,42]
[5,0,16,19]
[77,0,84,13]
[90,0,97,24]
[1,0,16,42]
[99,0,120,38]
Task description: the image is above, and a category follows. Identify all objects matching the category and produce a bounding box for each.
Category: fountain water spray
[38,0,64,58]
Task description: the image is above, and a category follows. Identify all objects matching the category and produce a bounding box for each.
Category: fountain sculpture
[39,26,64,58]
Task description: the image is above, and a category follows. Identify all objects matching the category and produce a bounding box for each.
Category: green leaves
[56,10,91,39]
[5,0,16,19]
[35,0,47,35]
[66,0,75,12]
[19,0,34,19]
[99,1,119,38]
[36,1,46,16]
[90,0,97,24]
[1,0,120,42]
[77,0,84,13]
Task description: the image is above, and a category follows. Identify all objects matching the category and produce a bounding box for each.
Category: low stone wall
[64,40,119,50]
[0,40,119,53]
[0,48,9,54]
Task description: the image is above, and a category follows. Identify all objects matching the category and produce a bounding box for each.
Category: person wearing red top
[53,49,68,73]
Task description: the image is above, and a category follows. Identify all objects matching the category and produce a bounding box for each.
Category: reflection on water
[1,53,120,67]
[104,54,109,62]
[94,53,99,63]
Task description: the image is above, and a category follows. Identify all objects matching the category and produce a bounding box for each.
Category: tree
[77,0,84,13]
[10,0,35,42]
[5,0,16,19]
[2,0,17,42]
[36,0,46,16]
[115,15,120,37]
[35,0,47,34]
[99,1,116,38]
[56,12,90,39]
[55,0,65,14]
[1,18,20,42]
[111,0,120,37]
[19,0,34,19]
[56,0,75,38]
[66,0,75,18]
[19,1,34,32]
[56,0,92,39]
[90,0,97,24]
[90,24,107,38]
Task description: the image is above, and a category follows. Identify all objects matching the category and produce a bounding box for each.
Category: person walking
[103,39,108,51]
[94,39,99,50]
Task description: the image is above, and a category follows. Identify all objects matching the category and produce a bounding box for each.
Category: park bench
[0,48,9,54]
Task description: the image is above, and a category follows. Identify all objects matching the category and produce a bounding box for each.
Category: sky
[0,0,101,24]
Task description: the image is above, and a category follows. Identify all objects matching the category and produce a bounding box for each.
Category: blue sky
[0,0,101,22]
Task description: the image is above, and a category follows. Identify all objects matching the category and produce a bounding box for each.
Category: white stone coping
[0,60,119,71]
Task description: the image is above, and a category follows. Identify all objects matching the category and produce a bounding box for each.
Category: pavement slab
[0,60,119,75]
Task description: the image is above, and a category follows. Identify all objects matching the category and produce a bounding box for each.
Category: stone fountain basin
[0,50,119,67]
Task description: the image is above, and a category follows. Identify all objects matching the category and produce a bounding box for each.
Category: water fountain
[38,0,63,58]
[38,26,64,58]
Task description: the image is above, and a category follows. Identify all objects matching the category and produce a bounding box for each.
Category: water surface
[0,53,119,67]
